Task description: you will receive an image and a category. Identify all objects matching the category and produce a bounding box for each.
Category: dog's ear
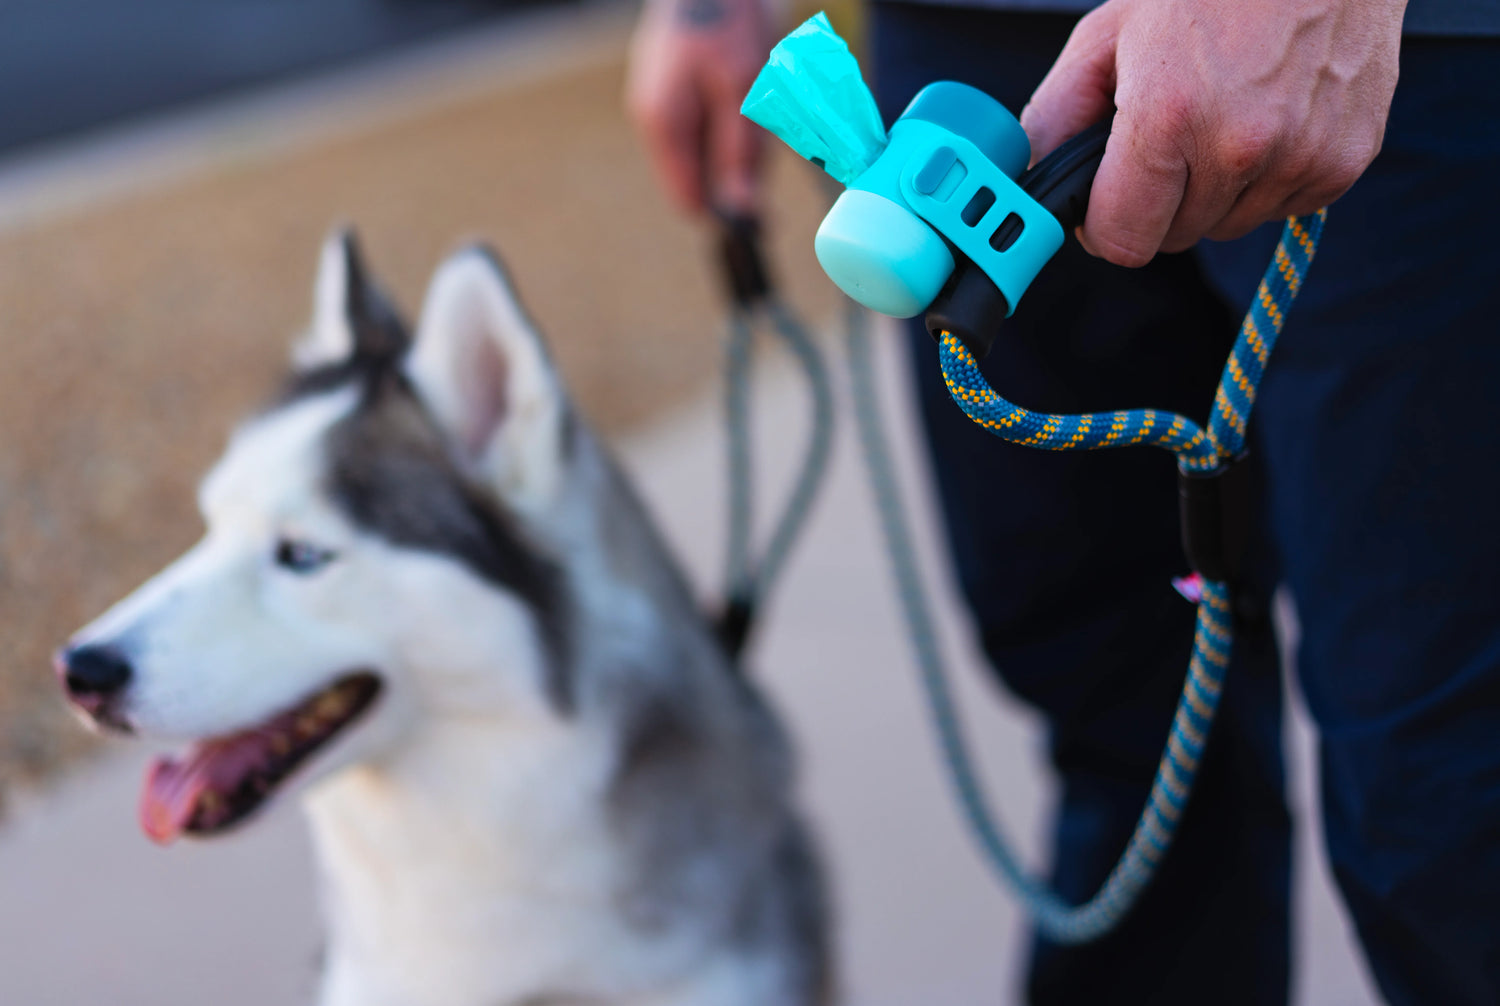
[405,247,566,508]
[293,228,407,370]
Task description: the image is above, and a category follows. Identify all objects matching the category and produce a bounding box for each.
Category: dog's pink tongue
[140,755,206,845]
[140,733,269,844]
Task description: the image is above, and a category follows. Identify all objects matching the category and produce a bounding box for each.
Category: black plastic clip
[715,213,771,308]
[921,116,1114,360]
[1178,453,1253,584]
[715,595,755,660]
[924,263,1010,359]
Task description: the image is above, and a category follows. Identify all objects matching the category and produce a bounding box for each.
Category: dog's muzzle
[55,644,135,732]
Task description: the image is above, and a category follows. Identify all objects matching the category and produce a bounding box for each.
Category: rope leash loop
[710,199,1325,942]
[908,210,1325,940]
[715,214,837,658]
[729,13,1331,944]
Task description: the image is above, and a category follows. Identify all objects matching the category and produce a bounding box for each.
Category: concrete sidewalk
[0,327,1379,1005]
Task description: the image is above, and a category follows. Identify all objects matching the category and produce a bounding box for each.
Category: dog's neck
[303,709,643,1006]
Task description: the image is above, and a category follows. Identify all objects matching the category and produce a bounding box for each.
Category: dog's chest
[303,725,712,1006]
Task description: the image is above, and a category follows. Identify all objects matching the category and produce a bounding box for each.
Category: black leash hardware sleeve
[1178,453,1253,584]
[924,116,1113,359]
[715,596,755,658]
[715,211,772,308]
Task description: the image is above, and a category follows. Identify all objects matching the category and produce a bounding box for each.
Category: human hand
[626,0,773,215]
[1019,0,1405,266]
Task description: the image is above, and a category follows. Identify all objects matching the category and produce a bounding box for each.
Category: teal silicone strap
[893,120,1064,316]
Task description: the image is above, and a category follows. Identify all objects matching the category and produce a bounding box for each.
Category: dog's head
[56,232,578,843]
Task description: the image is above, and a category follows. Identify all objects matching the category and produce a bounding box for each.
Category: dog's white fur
[66,235,827,1006]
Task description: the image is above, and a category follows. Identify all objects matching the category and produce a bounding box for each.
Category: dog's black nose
[59,645,133,701]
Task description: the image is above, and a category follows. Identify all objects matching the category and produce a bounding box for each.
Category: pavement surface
[0,333,1382,1004]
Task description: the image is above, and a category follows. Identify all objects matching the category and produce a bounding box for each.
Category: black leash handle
[1019,116,1112,231]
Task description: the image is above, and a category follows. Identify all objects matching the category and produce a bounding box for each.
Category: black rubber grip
[925,264,1010,358]
[923,116,1114,359]
[1017,115,1113,232]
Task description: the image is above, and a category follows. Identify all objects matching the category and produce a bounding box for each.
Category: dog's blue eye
[274,539,335,574]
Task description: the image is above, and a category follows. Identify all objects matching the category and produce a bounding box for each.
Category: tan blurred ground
[0,32,838,805]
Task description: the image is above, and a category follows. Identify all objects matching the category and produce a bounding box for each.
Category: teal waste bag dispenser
[742,13,1109,357]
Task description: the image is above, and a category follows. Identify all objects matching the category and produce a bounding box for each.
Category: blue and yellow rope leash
[902,210,1326,941]
[716,206,1326,943]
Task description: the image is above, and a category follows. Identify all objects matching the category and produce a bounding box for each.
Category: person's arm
[626,0,773,216]
[1019,0,1406,266]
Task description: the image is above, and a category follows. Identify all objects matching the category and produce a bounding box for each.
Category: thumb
[1019,6,1121,163]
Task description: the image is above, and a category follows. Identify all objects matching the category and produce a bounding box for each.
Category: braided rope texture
[924,210,1325,942]
[723,298,837,614]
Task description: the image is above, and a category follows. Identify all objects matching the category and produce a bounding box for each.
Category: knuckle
[1334,132,1382,186]
[1307,138,1378,203]
[1146,92,1198,144]
[1215,118,1278,180]
[1132,95,1203,176]
[1118,94,1195,177]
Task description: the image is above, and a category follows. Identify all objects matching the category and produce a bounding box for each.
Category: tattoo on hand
[678,0,726,28]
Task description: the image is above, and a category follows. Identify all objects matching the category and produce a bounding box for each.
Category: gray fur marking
[276,232,575,711]
[321,369,574,711]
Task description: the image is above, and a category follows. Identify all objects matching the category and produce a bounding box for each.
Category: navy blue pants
[869,7,1500,1003]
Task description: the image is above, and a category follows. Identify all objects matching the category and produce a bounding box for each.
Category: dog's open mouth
[139,672,381,844]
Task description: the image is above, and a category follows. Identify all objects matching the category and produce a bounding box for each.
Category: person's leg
[869,6,1290,1003]
[1197,35,1500,1006]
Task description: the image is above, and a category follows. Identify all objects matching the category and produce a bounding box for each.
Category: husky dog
[55,233,829,1006]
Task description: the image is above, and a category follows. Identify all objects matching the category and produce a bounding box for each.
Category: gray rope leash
[715,226,1095,931]
[748,300,836,597]
[716,218,836,656]
[723,308,756,605]
[846,307,1154,941]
